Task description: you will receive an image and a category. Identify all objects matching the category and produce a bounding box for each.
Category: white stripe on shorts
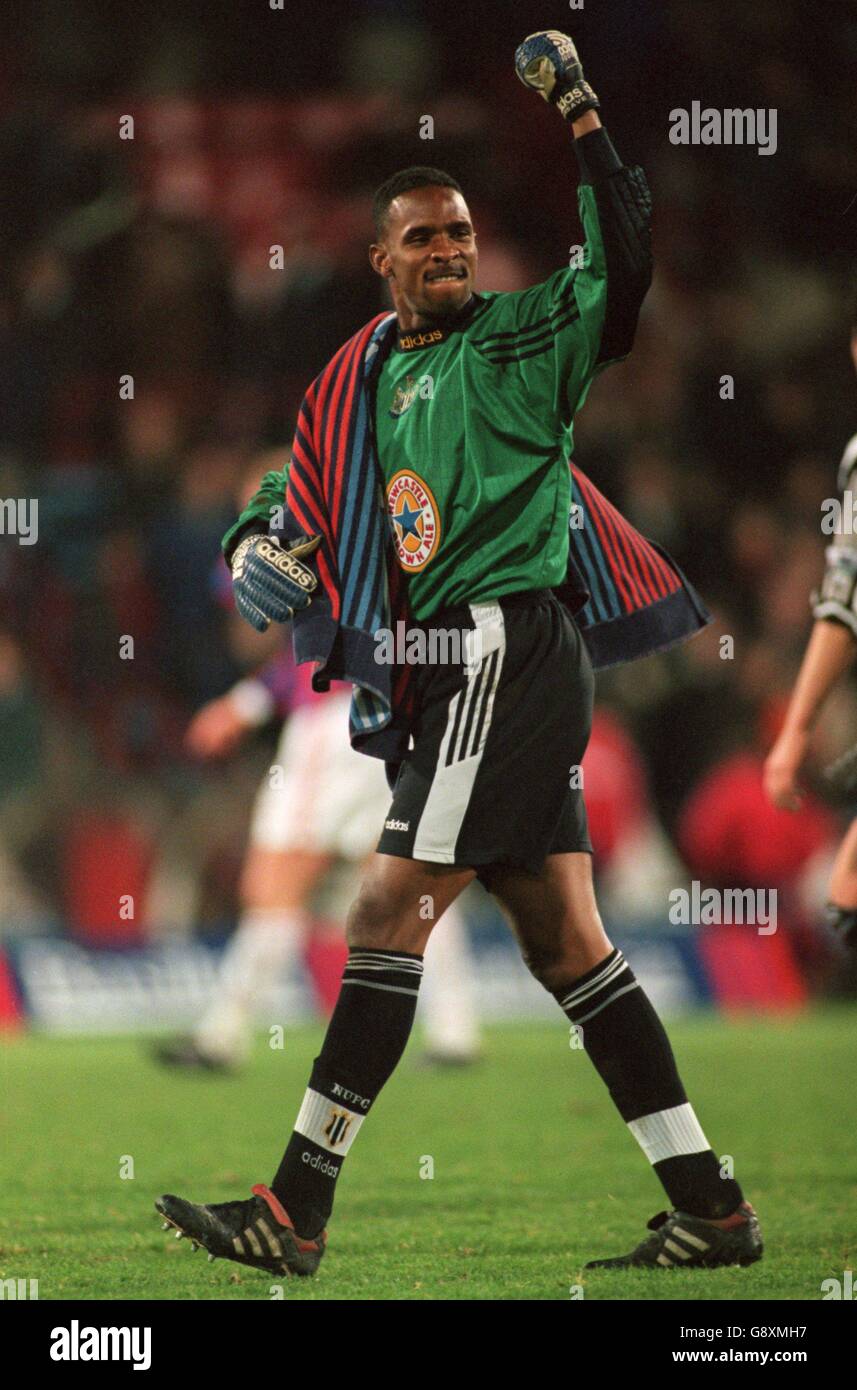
[412,603,506,862]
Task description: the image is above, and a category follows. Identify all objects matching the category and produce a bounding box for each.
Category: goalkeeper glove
[231,532,320,633]
[514,30,599,123]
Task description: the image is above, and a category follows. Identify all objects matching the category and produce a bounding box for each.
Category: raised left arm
[516,29,652,365]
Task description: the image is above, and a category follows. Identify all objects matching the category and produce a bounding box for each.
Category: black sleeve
[574,127,653,365]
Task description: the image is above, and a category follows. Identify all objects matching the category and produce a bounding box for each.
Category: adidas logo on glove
[231,532,321,632]
[254,536,317,590]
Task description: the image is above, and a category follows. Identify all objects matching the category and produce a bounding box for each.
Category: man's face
[370,186,477,324]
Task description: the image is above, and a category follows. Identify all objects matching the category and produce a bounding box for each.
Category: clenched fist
[515,30,599,123]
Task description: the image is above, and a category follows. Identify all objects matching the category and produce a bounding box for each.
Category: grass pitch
[1,1009,855,1301]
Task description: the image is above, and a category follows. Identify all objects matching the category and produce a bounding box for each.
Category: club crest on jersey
[386,470,440,572]
[389,374,421,418]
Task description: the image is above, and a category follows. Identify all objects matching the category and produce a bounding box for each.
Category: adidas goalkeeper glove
[514,30,599,123]
[231,533,320,633]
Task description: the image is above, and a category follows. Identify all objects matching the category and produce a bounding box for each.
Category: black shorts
[376,589,594,887]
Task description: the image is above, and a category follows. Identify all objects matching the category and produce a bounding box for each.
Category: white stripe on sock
[560,951,626,1010]
[575,979,640,1024]
[345,957,424,974]
[341,978,420,997]
[293,1087,366,1155]
[348,951,423,968]
[627,1102,710,1165]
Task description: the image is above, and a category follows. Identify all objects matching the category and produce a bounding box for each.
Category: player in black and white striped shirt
[765,304,857,951]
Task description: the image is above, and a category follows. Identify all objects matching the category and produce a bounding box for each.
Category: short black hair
[372,166,463,239]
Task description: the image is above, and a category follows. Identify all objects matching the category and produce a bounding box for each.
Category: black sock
[270,947,423,1237]
[556,948,743,1219]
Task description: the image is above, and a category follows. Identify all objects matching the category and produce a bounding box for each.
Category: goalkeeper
[157,32,762,1278]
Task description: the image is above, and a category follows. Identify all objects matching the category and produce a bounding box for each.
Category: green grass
[2,1010,855,1300]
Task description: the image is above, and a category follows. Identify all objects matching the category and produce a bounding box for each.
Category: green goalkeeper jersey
[374,183,608,619]
[223,129,649,623]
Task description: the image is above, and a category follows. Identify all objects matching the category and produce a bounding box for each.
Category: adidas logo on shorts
[385,818,410,831]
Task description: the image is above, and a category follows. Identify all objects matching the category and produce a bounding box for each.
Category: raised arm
[515,29,652,367]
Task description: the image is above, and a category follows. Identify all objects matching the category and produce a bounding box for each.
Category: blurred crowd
[1,0,856,991]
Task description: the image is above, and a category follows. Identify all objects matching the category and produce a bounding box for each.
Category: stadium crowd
[1,0,855,997]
